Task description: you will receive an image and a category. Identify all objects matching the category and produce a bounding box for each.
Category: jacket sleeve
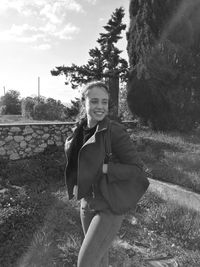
[107,121,145,183]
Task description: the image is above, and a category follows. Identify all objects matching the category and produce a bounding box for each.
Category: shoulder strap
[104,120,112,163]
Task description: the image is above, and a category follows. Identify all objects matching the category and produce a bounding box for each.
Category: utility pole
[3,86,6,96]
[38,77,40,99]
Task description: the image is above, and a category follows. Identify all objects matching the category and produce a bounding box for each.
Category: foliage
[21,97,36,119]
[0,90,21,115]
[139,191,200,251]
[22,96,72,121]
[118,83,133,121]
[51,7,127,86]
[1,147,200,266]
[33,97,66,121]
[127,0,200,132]
[51,48,105,89]
[51,7,128,118]
[65,97,80,119]
[97,7,128,82]
[131,127,200,193]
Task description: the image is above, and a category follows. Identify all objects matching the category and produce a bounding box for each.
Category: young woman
[64,80,144,267]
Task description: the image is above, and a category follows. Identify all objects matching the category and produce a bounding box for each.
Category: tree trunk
[108,76,119,120]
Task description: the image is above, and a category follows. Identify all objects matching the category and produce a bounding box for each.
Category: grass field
[0,115,66,124]
[1,120,200,266]
[0,144,200,266]
[131,127,200,194]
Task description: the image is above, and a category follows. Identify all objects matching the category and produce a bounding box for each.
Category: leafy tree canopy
[127,0,200,131]
[22,96,75,121]
[0,90,21,115]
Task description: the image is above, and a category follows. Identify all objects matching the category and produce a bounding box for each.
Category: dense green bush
[0,90,21,115]
[21,97,35,119]
[127,0,200,132]
[22,96,70,121]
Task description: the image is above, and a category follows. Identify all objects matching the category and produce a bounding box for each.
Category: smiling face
[84,86,109,128]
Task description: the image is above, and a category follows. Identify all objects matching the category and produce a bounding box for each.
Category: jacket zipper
[76,127,107,199]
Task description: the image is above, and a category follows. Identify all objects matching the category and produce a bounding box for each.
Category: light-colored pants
[78,202,124,267]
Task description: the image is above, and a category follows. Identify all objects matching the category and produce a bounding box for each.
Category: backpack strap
[104,120,112,163]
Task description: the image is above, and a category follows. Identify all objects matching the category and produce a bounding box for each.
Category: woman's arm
[105,121,145,182]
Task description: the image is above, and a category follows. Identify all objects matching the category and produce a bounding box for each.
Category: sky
[0,0,129,104]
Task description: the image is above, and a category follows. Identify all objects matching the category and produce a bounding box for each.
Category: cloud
[39,1,85,24]
[0,0,24,13]
[64,0,84,13]
[0,0,84,16]
[54,23,80,40]
[0,21,80,44]
[0,0,81,45]
[10,24,38,36]
[99,17,105,22]
[32,43,51,50]
[84,0,98,4]
[0,24,42,43]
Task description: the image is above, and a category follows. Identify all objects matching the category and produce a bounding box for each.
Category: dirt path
[149,178,200,212]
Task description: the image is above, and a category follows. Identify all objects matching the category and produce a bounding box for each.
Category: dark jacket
[64,116,144,200]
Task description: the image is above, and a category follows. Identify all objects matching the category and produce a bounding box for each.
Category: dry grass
[1,128,200,266]
[132,128,200,193]
[1,154,200,266]
[0,115,66,124]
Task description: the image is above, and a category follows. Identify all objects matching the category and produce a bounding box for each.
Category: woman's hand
[102,164,108,174]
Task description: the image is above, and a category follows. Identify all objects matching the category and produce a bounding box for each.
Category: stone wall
[0,122,75,160]
[0,121,136,161]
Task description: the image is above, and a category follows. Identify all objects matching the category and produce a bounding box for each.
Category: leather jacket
[64,116,144,200]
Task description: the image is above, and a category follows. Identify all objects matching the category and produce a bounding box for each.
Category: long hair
[77,80,109,121]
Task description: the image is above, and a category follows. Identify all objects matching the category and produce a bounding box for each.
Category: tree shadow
[0,149,82,267]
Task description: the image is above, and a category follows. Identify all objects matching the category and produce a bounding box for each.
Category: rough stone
[5,136,13,142]
[34,147,44,153]
[20,141,27,148]
[10,153,20,160]
[29,144,36,148]
[62,128,69,133]
[42,133,50,140]
[25,135,32,141]
[44,127,49,132]
[39,143,47,148]
[36,130,44,135]
[14,136,24,142]
[6,150,13,155]
[0,141,5,146]
[0,124,74,160]
[10,127,21,133]
[23,126,34,134]
[55,135,61,141]
[47,140,54,145]
[6,141,19,150]
[0,147,6,155]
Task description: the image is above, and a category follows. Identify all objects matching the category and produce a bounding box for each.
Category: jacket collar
[96,116,110,133]
[74,116,110,133]
[74,116,110,147]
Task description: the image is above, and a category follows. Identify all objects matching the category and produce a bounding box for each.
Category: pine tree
[51,47,104,89]
[127,0,200,131]
[51,7,128,118]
